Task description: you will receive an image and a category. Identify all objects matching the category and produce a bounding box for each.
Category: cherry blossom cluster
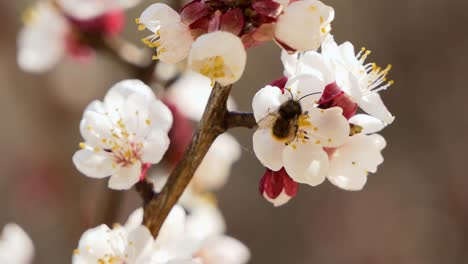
[137,0,334,85]
[73,202,249,264]
[254,36,394,206]
[9,0,397,261]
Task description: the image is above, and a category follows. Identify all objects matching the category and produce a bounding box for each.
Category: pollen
[200,56,227,80]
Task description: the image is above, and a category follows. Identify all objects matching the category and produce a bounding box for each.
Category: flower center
[199,56,228,80]
[356,47,394,93]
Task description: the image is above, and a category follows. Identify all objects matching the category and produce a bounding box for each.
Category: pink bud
[259,168,298,207]
[318,82,358,119]
[220,8,244,35]
[180,0,209,26]
[252,0,282,19]
[208,10,222,32]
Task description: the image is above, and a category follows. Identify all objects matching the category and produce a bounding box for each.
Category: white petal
[141,129,171,164]
[252,129,285,171]
[139,3,181,32]
[80,111,114,146]
[296,51,335,84]
[263,190,292,207]
[327,134,385,190]
[58,0,120,19]
[73,149,116,179]
[166,71,213,121]
[108,161,142,190]
[74,225,113,263]
[157,23,193,64]
[285,73,326,105]
[185,204,226,249]
[155,205,186,248]
[194,133,241,191]
[118,0,142,9]
[327,163,367,191]
[359,92,395,125]
[252,85,289,122]
[17,3,67,73]
[282,143,328,186]
[275,0,334,51]
[349,114,385,134]
[125,226,153,262]
[188,31,247,86]
[199,236,250,264]
[124,208,144,232]
[281,50,299,77]
[148,99,173,133]
[304,107,350,148]
[371,133,387,151]
[0,224,34,264]
[105,80,155,105]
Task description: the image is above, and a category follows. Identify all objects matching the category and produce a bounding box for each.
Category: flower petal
[359,92,395,125]
[304,107,350,147]
[139,3,181,32]
[349,114,385,134]
[141,129,170,164]
[252,85,288,122]
[282,143,328,186]
[252,129,285,171]
[108,161,142,190]
[125,226,153,262]
[72,149,115,179]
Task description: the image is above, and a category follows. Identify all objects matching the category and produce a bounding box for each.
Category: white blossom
[138,3,193,64]
[321,37,395,124]
[326,114,386,190]
[275,0,334,52]
[188,31,247,86]
[126,202,249,264]
[193,133,241,192]
[252,77,350,186]
[58,0,141,20]
[0,224,34,264]
[73,80,172,190]
[17,2,68,73]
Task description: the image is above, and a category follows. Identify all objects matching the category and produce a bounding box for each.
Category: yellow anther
[94,147,101,152]
[321,27,326,33]
[138,24,146,31]
[79,142,86,149]
[135,18,140,24]
[315,140,321,144]
[291,144,297,150]
[145,119,152,125]
[388,80,395,85]
[152,55,159,61]
[327,138,332,143]
[73,249,80,255]
[309,5,317,11]
[320,16,324,23]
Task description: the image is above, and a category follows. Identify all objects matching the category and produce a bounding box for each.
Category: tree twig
[225,111,257,129]
[143,83,232,237]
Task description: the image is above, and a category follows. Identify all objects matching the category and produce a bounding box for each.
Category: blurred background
[1,0,468,263]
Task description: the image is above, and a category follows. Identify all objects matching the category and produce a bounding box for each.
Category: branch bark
[143,83,232,236]
[225,111,257,129]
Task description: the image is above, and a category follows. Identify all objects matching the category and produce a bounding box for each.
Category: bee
[258,89,320,144]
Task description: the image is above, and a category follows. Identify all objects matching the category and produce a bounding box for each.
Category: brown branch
[225,111,257,129]
[143,83,232,237]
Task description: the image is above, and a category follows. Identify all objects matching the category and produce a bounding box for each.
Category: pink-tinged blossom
[73,80,172,190]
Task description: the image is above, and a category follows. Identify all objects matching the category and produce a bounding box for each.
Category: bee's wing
[257,111,280,130]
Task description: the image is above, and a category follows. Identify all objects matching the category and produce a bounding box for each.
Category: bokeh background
[1,0,468,263]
